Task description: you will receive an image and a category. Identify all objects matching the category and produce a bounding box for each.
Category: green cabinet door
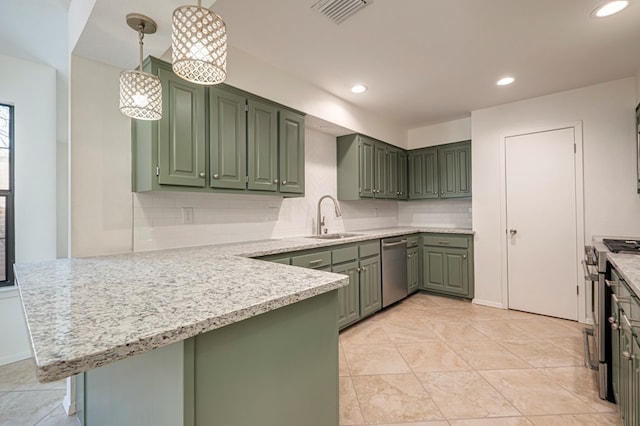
[359,136,375,198]
[632,335,640,425]
[247,98,278,192]
[438,140,471,198]
[333,260,360,329]
[423,247,469,296]
[360,254,381,318]
[374,142,387,198]
[612,294,620,405]
[157,67,206,187]
[387,147,399,199]
[398,151,408,200]
[209,86,247,189]
[279,109,305,194]
[409,147,438,199]
[407,247,419,294]
[620,310,633,423]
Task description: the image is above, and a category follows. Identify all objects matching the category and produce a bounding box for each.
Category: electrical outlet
[182,207,194,224]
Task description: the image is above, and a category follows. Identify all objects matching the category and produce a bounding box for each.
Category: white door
[506,127,578,320]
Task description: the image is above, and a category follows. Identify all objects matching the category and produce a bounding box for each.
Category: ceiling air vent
[311,0,373,25]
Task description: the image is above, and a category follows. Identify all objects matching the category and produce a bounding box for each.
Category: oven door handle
[582,260,598,281]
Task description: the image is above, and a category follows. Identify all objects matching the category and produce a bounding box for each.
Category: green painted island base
[80,290,339,426]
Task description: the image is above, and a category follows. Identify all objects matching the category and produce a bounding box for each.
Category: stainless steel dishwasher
[381,237,408,307]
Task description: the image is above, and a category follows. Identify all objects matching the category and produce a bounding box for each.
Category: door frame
[498,121,587,323]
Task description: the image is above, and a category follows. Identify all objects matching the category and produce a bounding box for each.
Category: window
[0,104,14,286]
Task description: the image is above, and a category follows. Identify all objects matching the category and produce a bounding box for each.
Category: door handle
[382,240,407,248]
[509,229,517,236]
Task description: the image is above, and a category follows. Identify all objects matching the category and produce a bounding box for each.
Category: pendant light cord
[137,24,145,71]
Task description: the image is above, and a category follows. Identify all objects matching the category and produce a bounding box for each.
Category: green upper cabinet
[278,109,305,194]
[408,141,471,200]
[398,151,408,200]
[374,141,387,198]
[386,147,399,199]
[408,147,438,199]
[247,98,278,192]
[359,136,375,198]
[132,56,305,196]
[337,134,405,201]
[209,86,246,190]
[157,66,207,188]
[438,140,471,198]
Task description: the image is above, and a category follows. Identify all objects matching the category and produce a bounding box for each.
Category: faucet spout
[317,195,342,235]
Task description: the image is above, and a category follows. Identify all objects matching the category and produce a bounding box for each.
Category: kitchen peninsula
[15,226,472,425]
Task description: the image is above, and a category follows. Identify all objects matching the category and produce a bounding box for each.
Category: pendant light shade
[172,1,227,85]
[119,14,162,121]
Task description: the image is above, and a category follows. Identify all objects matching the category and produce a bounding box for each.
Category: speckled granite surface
[15,226,472,383]
[607,253,640,298]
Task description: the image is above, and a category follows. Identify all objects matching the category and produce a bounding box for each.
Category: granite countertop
[15,226,473,382]
[607,253,640,297]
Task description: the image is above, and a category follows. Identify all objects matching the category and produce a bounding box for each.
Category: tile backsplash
[397,198,472,228]
[133,129,472,252]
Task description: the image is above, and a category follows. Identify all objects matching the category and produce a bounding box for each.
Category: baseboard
[0,351,31,366]
[472,298,505,309]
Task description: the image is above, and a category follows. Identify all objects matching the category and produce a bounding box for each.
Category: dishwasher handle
[382,239,407,248]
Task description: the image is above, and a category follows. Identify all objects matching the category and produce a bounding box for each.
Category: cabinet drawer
[406,235,419,248]
[291,251,331,269]
[262,255,290,265]
[332,245,358,264]
[423,234,469,249]
[359,241,380,258]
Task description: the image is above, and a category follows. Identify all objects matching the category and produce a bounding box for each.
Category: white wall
[407,117,471,149]
[0,0,70,259]
[0,54,59,364]
[636,70,640,104]
[472,78,640,308]
[134,128,399,251]
[70,56,133,257]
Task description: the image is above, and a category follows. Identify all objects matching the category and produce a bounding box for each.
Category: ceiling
[74,0,640,130]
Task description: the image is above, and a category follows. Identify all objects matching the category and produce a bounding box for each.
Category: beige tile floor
[0,291,621,426]
[0,358,77,425]
[339,292,621,426]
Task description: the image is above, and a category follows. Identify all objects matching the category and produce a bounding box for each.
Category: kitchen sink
[305,233,363,240]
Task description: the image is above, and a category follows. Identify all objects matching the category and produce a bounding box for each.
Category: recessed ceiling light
[351,84,367,94]
[496,77,515,86]
[592,1,629,17]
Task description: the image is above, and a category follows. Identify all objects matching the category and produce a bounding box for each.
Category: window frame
[0,103,15,287]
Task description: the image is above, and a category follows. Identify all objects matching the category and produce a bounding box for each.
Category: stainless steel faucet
[316,195,342,235]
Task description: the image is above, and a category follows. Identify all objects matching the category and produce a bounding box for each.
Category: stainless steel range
[584,238,640,401]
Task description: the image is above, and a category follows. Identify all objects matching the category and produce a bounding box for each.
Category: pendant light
[119,14,162,121]
[172,0,227,85]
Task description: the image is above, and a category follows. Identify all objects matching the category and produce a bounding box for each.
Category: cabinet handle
[408,254,412,259]
[199,172,206,178]
[213,173,219,179]
[282,180,287,185]
[441,190,445,194]
[622,351,632,360]
[361,266,366,272]
[308,259,323,266]
[356,267,361,272]
[605,280,618,288]
[273,179,279,184]
[463,255,467,259]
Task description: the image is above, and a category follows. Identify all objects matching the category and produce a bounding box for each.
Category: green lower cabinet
[333,260,360,329]
[632,335,640,425]
[359,254,381,318]
[612,294,621,405]
[407,247,419,294]
[421,233,474,299]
